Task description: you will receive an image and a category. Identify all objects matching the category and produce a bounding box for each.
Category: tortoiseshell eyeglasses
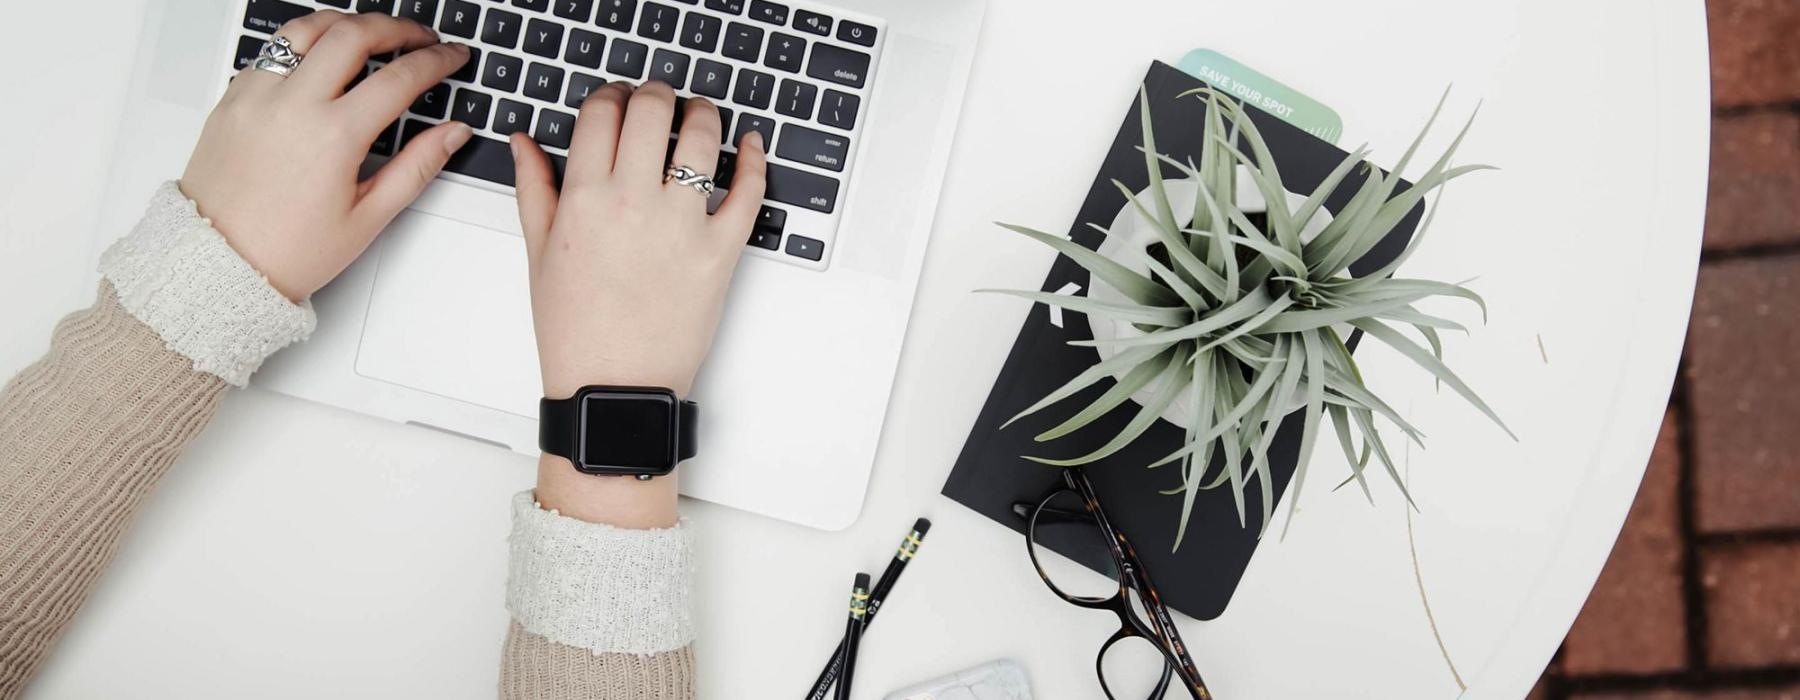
[1014,468,1212,700]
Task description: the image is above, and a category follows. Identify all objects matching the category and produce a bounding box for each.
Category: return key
[776,124,851,172]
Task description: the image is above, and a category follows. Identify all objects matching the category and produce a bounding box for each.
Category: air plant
[986,87,1514,548]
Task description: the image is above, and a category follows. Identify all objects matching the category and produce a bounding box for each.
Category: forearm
[0,183,313,698]
[0,286,228,697]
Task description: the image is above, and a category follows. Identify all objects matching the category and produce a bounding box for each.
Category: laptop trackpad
[355,213,539,418]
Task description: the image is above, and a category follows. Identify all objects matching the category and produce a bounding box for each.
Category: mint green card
[1176,49,1343,144]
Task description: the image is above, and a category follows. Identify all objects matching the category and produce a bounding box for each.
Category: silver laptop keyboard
[233,0,886,270]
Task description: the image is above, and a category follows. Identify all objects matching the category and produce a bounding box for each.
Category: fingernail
[445,122,474,152]
[510,138,520,159]
[746,131,765,152]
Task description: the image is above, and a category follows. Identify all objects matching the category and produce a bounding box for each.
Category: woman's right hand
[509,81,766,528]
[510,82,766,402]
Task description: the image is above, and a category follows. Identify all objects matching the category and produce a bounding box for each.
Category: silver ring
[253,36,303,78]
[664,164,715,196]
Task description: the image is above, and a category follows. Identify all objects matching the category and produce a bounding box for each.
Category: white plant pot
[1086,168,1331,429]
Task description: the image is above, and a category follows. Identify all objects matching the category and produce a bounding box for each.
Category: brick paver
[1707,0,1800,107]
[1706,112,1800,250]
[1562,410,1688,674]
[1573,687,1800,699]
[1702,542,1800,667]
[1685,255,1800,533]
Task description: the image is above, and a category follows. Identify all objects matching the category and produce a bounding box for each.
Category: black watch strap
[539,392,698,466]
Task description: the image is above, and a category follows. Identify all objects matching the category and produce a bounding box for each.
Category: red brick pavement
[1686,256,1800,533]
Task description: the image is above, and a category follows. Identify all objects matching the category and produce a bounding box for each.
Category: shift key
[764,162,839,213]
[775,124,850,172]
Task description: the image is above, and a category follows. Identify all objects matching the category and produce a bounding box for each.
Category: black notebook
[943,61,1423,620]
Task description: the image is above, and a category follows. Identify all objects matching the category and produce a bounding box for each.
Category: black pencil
[806,518,932,700]
[836,573,871,700]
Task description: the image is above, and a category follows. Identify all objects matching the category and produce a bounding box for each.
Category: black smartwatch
[539,386,698,479]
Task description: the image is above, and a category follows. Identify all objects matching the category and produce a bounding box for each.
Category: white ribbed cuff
[505,490,696,655]
[98,182,315,387]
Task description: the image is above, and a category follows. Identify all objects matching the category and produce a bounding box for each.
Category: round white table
[0,0,1708,698]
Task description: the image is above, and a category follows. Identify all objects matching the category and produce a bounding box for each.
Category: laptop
[95,0,985,530]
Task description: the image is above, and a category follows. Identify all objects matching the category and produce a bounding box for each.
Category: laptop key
[763,32,805,73]
[731,69,773,109]
[774,79,815,119]
[747,0,786,25]
[481,8,523,48]
[495,99,534,135]
[785,234,823,261]
[451,88,494,129]
[565,71,606,107]
[411,82,453,118]
[398,0,439,23]
[776,123,847,172]
[638,2,679,42]
[443,131,519,185]
[714,151,736,188]
[439,0,481,38]
[765,162,838,213]
[793,10,830,36]
[837,19,875,47]
[233,35,264,70]
[554,0,594,21]
[606,38,649,79]
[818,89,857,130]
[679,12,721,52]
[243,0,312,34]
[648,49,690,88]
[319,0,352,7]
[565,28,605,68]
[703,0,743,14]
[481,52,524,92]
[756,204,786,230]
[451,46,482,82]
[692,59,731,99]
[512,0,551,12]
[524,62,565,101]
[356,0,396,14]
[716,106,734,142]
[668,97,730,134]
[523,18,564,58]
[535,108,577,148]
[371,120,401,156]
[731,113,774,151]
[596,0,635,31]
[806,43,868,88]
[748,229,780,250]
[721,22,762,63]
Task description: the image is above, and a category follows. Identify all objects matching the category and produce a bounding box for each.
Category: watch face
[578,390,678,473]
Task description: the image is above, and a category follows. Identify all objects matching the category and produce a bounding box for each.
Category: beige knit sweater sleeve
[0,183,697,699]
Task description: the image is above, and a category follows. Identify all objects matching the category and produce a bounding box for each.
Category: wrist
[542,371,693,400]
[535,454,680,529]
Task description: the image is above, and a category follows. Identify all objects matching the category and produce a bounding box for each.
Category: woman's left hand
[181,11,473,301]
